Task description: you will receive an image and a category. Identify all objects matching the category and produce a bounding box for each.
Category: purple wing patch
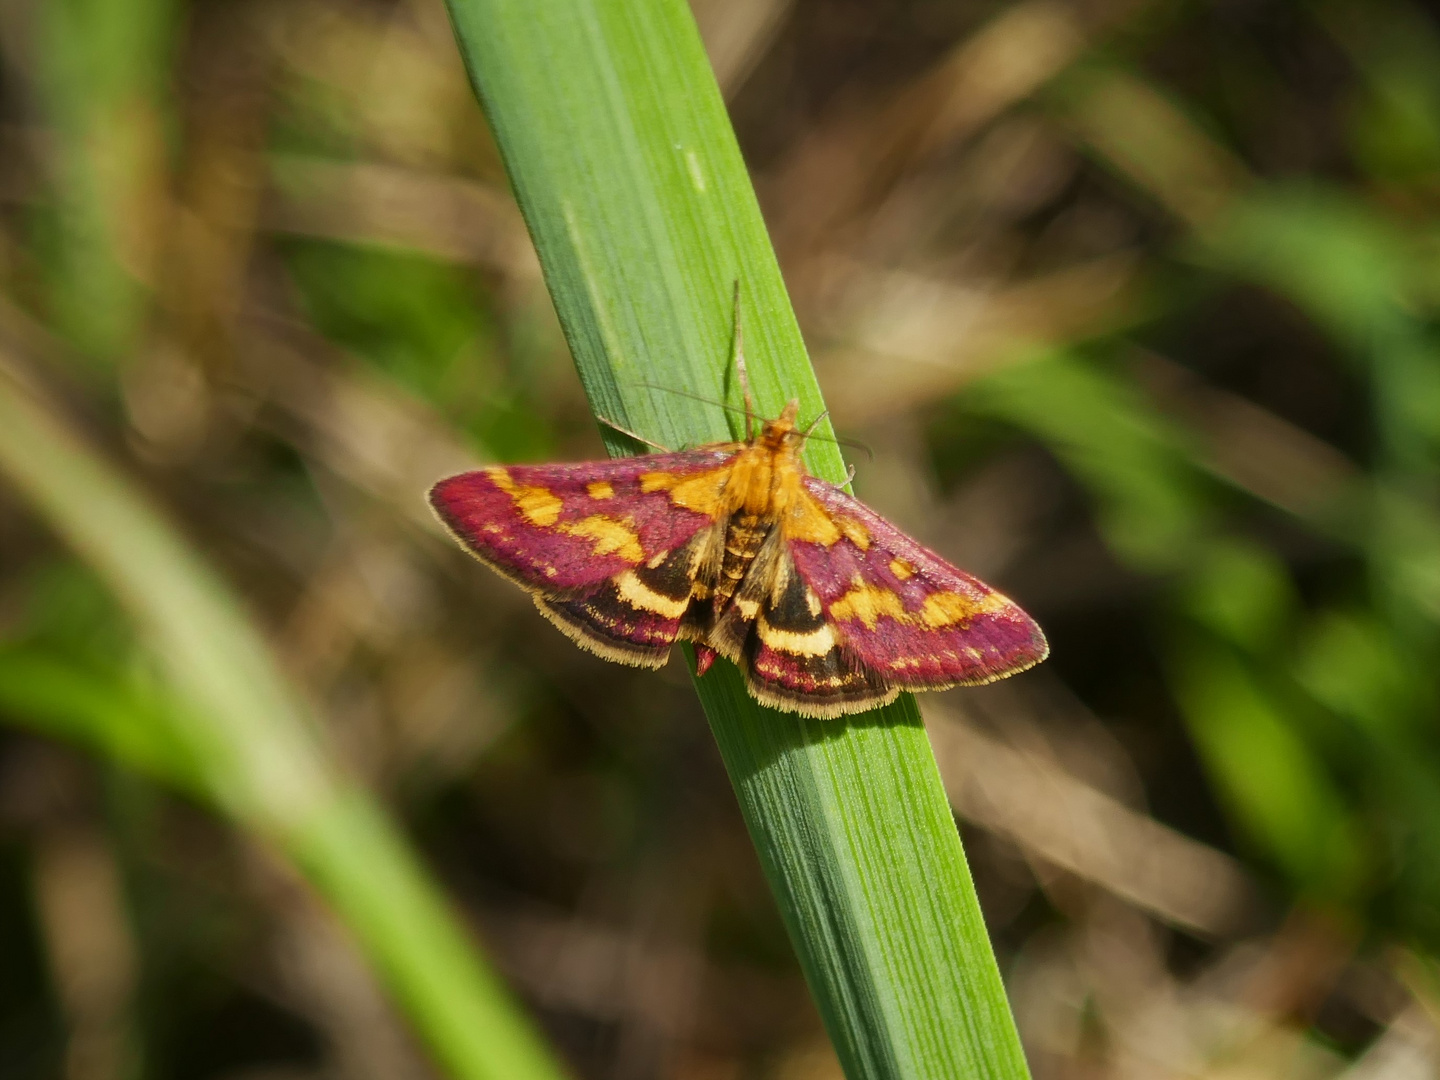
[429,449,733,594]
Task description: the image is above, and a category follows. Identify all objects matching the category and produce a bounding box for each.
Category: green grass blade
[442,2,1030,1075]
[0,646,207,793]
[0,365,565,1080]
[37,0,172,359]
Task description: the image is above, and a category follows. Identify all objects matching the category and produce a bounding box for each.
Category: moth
[429,307,1047,718]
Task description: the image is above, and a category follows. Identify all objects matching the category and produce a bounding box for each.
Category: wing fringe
[533,596,674,669]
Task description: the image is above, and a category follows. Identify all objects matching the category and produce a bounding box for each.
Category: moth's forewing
[785,476,1048,690]
[429,449,736,666]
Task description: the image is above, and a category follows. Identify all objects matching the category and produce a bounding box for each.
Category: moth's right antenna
[731,280,755,440]
[802,409,830,439]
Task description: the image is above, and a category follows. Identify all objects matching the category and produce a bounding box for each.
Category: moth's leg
[731,280,755,441]
[693,643,719,676]
[595,414,674,453]
[843,462,857,486]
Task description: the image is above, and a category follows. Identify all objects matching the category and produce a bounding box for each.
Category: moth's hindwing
[429,449,737,667]
[746,552,896,717]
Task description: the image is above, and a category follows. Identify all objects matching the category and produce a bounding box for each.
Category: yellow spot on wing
[615,570,690,619]
[829,583,1010,630]
[756,615,836,657]
[889,558,915,580]
[828,585,907,630]
[642,466,733,518]
[563,515,644,563]
[488,467,562,527]
[782,488,870,550]
[587,480,615,499]
[918,590,1009,627]
[839,517,871,550]
[488,469,645,564]
[783,489,841,546]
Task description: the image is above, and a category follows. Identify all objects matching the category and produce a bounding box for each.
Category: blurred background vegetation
[3,0,1440,1077]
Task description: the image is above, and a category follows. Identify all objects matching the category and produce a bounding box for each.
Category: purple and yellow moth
[429,299,1047,718]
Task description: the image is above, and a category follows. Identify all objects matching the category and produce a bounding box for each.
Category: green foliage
[963,350,1210,570]
[1168,635,1365,898]
[34,0,174,358]
[284,240,552,459]
[950,14,1440,949]
[285,242,489,393]
[0,370,564,1080]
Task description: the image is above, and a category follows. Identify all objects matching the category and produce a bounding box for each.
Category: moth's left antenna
[595,414,671,453]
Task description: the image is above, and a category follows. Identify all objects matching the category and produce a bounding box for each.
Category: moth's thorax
[729,399,807,517]
[726,439,808,518]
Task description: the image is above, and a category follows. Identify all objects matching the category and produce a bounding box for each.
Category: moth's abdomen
[714,512,770,609]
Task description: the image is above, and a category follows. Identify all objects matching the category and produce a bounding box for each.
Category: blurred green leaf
[1200,186,1412,348]
[1202,187,1440,638]
[0,646,203,792]
[284,239,555,461]
[1326,0,1440,183]
[0,364,565,1080]
[1294,609,1440,941]
[35,0,174,358]
[285,241,489,393]
[1295,611,1425,742]
[1177,540,1298,655]
[8,557,131,665]
[964,349,1210,571]
[1168,635,1366,899]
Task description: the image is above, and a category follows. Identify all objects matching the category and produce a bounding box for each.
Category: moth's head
[759,399,803,450]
